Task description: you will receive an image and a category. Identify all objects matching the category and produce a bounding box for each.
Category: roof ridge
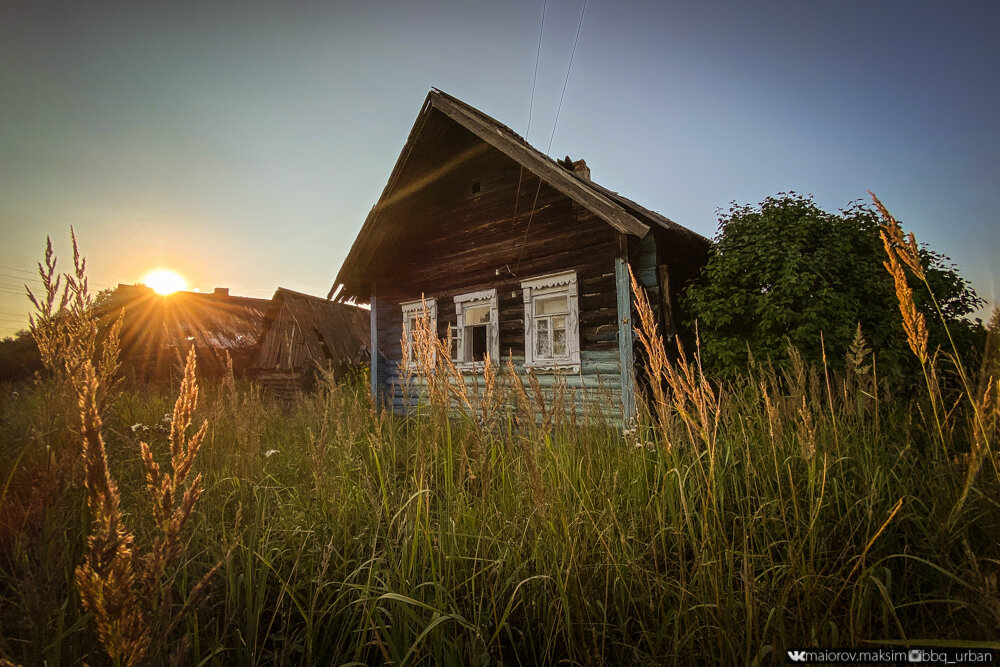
[333,89,707,299]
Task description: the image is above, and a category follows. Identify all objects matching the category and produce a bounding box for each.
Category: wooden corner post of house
[614,235,637,426]
[369,288,379,408]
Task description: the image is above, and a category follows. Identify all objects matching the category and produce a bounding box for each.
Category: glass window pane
[553,327,566,356]
[535,318,549,357]
[464,304,491,325]
[535,295,567,315]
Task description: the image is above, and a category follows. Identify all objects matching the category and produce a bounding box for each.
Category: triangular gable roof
[332,88,707,300]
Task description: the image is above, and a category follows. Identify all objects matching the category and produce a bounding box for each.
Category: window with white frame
[521,271,580,371]
[401,298,436,368]
[452,289,499,368]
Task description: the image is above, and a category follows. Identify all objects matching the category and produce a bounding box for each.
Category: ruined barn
[252,287,370,394]
[108,285,270,382]
[331,89,709,422]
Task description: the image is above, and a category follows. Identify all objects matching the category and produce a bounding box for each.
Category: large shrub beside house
[682,193,984,379]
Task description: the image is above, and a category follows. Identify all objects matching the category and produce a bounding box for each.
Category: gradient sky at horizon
[1,0,997,337]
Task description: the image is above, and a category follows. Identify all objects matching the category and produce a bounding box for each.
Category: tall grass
[1,212,999,664]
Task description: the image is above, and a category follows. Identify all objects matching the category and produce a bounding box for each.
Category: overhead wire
[509,0,549,269]
[526,0,547,141]
[0,265,39,277]
[514,0,588,276]
[546,0,587,154]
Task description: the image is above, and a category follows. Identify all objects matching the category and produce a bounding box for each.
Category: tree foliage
[682,193,985,379]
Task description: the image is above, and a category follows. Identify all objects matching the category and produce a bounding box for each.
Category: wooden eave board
[582,177,711,246]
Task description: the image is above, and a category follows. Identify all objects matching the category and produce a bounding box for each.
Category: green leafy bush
[682,193,985,379]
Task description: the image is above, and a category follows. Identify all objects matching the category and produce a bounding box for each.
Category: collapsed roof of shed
[254,287,370,371]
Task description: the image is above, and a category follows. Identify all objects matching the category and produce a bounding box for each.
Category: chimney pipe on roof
[558,156,591,180]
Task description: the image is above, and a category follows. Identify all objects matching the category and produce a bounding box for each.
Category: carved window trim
[521,271,580,372]
[401,297,436,368]
[452,288,499,371]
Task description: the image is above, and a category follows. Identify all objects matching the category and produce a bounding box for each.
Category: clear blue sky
[1,0,997,337]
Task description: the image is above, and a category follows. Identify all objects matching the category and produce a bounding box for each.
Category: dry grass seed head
[797,395,817,460]
[870,191,925,280]
[75,360,150,665]
[846,323,872,377]
[880,233,929,364]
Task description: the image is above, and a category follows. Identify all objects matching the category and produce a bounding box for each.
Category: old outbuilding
[251,287,370,395]
[108,284,270,382]
[331,89,709,422]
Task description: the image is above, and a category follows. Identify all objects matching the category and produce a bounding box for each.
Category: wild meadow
[0,205,998,665]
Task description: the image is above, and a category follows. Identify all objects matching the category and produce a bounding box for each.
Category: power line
[510,0,550,259]
[514,0,588,276]
[0,265,39,277]
[546,0,587,153]
[526,0,547,141]
[0,273,42,283]
[0,282,38,291]
[0,266,113,289]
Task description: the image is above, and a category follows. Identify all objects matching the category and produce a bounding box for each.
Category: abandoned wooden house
[330,89,709,421]
[251,287,370,395]
[108,284,270,381]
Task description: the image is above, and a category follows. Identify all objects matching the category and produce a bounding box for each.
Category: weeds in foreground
[1,220,999,663]
[75,348,216,666]
[872,192,999,527]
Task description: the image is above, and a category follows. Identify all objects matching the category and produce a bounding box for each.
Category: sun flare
[142,268,188,295]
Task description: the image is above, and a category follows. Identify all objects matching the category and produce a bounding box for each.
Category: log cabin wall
[366,114,624,419]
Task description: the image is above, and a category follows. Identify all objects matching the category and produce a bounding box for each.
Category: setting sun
[142,268,188,295]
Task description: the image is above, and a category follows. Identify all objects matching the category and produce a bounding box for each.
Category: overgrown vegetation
[682,193,986,381]
[1,200,998,665]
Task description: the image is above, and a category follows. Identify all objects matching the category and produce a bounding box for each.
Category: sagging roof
[109,284,270,351]
[331,88,708,300]
[253,287,369,371]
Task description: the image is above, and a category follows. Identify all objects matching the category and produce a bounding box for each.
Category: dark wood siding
[365,119,624,419]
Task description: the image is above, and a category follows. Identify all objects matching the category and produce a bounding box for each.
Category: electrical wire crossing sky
[0,0,997,338]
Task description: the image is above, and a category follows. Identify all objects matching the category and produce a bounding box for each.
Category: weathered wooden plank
[370,293,379,405]
[658,263,678,338]
[615,241,637,426]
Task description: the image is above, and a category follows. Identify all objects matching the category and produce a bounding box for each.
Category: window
[401,298,436,368]
[452,289,499,369]
[521,271,580,371]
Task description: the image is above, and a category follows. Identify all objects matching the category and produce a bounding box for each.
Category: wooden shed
[108,285,270,382]
[252,288,369,393]
[331,89,709,422]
